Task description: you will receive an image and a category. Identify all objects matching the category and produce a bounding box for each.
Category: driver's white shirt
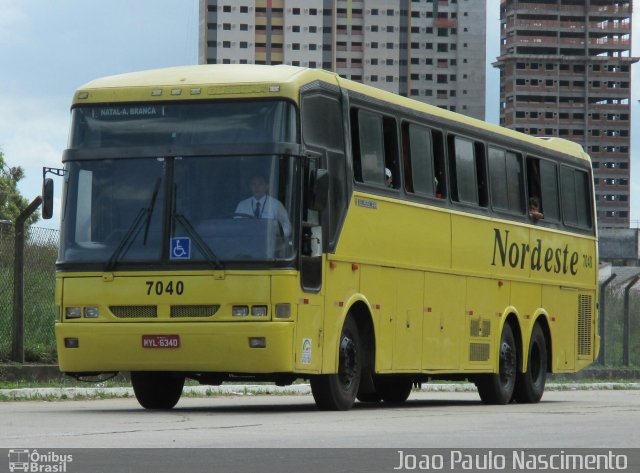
[234,195,291,238]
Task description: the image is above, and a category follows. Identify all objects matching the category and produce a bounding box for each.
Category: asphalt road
[1,389,639,449]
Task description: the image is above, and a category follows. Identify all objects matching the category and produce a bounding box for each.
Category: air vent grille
[170,305,220,318]
[470,320,491,337]
[469,343,490,361]
[110,305,158,318]
[578,294,593,356]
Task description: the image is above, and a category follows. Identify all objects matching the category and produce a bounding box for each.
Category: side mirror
[309,169,329,212]
[42,178,54,219]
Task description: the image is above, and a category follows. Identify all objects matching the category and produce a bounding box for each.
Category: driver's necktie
[254,201,261,218]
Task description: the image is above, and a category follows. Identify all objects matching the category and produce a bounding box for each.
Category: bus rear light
[83,306,100,318]
[249,337,266,348]
[275,303,291,319]
[232,305,249,316]
[65,307,82,319]
[251,305,268,317]
[64,338,80,348]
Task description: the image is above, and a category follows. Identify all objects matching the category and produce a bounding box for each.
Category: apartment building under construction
[494,0,637,228]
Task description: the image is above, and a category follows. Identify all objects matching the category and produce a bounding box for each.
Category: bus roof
[75,64,589,162]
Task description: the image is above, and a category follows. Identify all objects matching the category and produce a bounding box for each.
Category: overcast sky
[0,0,637,229]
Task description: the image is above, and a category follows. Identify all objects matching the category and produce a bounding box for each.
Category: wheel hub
[338,335,357,387]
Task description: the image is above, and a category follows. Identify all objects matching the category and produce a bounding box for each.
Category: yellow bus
[45,65,598,410]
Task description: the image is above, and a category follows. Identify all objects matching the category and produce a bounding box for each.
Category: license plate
[142,335,180,348]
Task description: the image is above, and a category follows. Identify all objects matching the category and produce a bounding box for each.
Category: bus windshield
[60,154,298,267]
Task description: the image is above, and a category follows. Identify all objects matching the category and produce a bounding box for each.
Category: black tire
[513,324,547,403]
[131,371,185,410]
[356,392,382,403]
[476,323,517,405]
[311,317,362,410]
[377,378,413,404]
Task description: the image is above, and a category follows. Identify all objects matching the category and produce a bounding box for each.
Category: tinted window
[561,166,592,228]
[351,108,398,189]
[355,110,385,184]
[539,160,560,222]
[405,124,435,196]
[69,101,297,148]
[450,136,477,204]
[302,95,344,151]
[489,147,524,213]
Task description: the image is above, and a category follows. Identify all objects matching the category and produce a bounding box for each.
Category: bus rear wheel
[310,317,361,410]
[131,371,185,410]
[476,323,517,405]
[513,324,547,403]
[376,378,413,404]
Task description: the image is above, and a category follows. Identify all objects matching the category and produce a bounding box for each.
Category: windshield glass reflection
[59,155,298,267]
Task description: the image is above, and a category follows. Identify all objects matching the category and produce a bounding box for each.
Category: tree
[0,150,40,226]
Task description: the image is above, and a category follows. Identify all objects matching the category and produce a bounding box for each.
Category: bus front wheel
[310,317,362,410]
[131,371,185,410]
[513,324,547,403]
[476,323,517,405]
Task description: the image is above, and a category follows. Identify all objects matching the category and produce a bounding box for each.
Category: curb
[2,382,640,401]
[2,365,640,383]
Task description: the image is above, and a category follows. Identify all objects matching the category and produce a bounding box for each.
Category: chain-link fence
[0,222,58,362]
[600,284,640,367]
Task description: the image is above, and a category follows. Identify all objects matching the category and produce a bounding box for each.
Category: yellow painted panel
[462,277,508,371]
[321,260,360,373]
[294,303,323,372]
[56,321,294,373]
[542,286,576,372]
[530,228,597,288]
[393,270,424,371]
[360,265,394,371]
[62,273,274,322]
[336,193,451,271]
[422,273,466,370]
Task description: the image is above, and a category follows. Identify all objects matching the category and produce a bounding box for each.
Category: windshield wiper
[106,179,161,271]
[143,178,161,244]
[105,208,148,271]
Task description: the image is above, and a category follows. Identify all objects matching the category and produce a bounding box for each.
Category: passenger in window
[385,167,393,188]
[435,176,443,198]
[235,175,291,237]
[528,197,544,222]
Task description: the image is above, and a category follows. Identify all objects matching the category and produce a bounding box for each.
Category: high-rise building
[199,0,486,119]
[494,0,637,228]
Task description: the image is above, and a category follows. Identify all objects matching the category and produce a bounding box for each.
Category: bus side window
[351,108,398,189]
[432,129,446,198]
[561,166,592,229]
[382,116,399,190]
[403,123,435,197]
[475,142,488,207]
[448,135,486,206]
[489,147,524,214]
[528,157,560,222]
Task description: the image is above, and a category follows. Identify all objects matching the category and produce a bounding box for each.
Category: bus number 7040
[146,281,184,296]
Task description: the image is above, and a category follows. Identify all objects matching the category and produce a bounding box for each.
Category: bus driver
[235,175,291,238]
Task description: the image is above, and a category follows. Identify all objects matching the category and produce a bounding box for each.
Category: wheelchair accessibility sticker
[170,237,191,260]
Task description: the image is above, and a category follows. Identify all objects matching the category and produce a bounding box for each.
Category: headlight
[65,307,82,319]
[232,305,249,316]
[83,306,100,318]
[251,305,268,317]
